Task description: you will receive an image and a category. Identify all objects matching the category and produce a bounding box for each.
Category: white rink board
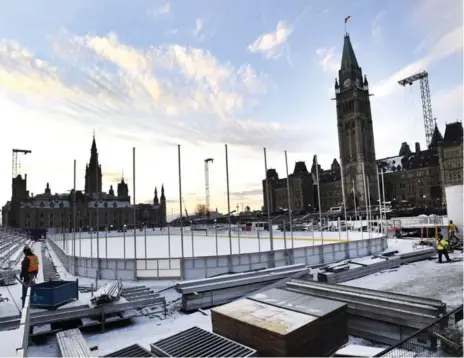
[55,229,381,259]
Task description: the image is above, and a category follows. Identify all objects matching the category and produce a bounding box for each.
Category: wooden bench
[56,329,93,357]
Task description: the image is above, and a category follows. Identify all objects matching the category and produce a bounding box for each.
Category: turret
[154,187,159,205]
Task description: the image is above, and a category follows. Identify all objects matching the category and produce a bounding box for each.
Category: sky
[0,0,462,219]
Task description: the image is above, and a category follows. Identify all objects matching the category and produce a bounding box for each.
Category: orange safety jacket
[27,255,39,273]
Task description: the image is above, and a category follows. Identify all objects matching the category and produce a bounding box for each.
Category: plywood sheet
[211,298,316,335]
[249,288,346,317]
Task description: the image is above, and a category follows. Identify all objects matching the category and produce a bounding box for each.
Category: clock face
[343,78,352,88]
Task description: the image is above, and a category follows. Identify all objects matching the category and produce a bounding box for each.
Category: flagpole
[315,155,323,244]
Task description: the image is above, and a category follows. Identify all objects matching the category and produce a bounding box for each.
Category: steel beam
[179,267,308,295]
[176,264,306,292]
[290,279,445,309]
[286,281,441,316]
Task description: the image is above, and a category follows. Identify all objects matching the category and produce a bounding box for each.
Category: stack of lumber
[90,281,122,306]
[211,288,348,357]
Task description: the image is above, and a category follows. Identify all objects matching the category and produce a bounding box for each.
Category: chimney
[415,142,421,153]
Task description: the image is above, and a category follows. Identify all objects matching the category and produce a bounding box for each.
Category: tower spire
[340,34,359,71]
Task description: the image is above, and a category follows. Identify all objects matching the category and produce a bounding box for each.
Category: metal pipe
[73,159,76,264]
[353,180,359,238]
[381,168,387,235]
[263,148,274,253]
[225,144,232,255]
[315,155,323,244]
[284,150,294,249]
[132,147,137,280]
[361,163,368,237]
[376,165,382,234]
[339,157,348,239]
[178,145,184,259]
[367,176,372,239]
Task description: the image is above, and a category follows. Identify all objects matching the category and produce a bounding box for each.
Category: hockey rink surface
[53,229,381,259]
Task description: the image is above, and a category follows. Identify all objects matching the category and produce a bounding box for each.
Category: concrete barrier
[48,236,388,281]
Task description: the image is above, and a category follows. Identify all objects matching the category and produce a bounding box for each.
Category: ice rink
[53,229,381,259]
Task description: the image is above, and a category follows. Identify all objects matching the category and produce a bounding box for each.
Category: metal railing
[16,287,31,357]
[393,215,447,228]
[375,305,463,357]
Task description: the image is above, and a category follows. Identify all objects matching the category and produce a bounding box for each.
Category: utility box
[30,280,79,310]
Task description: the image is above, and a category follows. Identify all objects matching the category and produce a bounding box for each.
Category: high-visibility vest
[27,255,39,273]
[437,239,449,251]
[449,223,456,232]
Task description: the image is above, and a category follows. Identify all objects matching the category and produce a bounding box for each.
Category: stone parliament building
[263,34,463,214]
[2,136,167,230]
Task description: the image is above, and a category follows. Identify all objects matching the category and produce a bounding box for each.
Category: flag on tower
[345,16,351,23]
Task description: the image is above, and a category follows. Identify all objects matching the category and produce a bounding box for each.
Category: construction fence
[375,305,463,357]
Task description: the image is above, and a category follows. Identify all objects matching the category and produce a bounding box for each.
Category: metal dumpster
[30,280,79,310]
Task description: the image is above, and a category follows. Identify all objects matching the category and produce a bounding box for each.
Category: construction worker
[436,234,451,264]
[448,220,459,243]
[19,246,39,307]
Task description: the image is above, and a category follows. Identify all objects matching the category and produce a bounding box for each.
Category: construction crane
[398,71,436,147]
[12,149,32,178]
[204,158,214,213]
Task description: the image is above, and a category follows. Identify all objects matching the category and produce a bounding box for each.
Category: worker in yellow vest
[448,220,459,241]
[436,234,451,264]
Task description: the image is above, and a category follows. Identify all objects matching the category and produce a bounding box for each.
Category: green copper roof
[341,34,359,70]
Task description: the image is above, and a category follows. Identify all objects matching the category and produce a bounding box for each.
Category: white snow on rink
[52,229,381,259]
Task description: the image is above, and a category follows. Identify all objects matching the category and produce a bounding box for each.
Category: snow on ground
[4,236,462,357]
[51,229,382,259]
[344,238,464,308]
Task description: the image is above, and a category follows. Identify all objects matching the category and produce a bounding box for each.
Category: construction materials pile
[90,281,122,306]
[211,288,348,356]
[286,279,446,345]
[318,257,401,284]
[0,266,19,286]
[175,264,309,312]
[318,248,436,284]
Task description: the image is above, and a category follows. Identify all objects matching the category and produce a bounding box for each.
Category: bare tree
[196,203,208,217]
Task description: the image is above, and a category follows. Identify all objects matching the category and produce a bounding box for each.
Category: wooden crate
[211,294,348,357]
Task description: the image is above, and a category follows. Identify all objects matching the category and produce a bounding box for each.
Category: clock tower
[335,34,377,208]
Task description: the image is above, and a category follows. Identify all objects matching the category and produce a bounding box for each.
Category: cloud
[248,21,292,59]
[157,1,170,15]
[193,18,204,40]
[372,26,463,98]
[230,188,263,201]
[371,10,387,39]
[319,8,329,17]
[315,47,339,74]
[0,32,319,153]
[148,1,170,17]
